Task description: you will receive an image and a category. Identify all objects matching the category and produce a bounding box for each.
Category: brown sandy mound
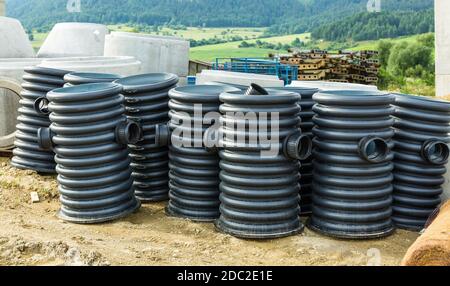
[402,201,450,266]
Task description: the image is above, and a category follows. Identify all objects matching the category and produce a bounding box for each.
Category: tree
[378,40,394,66]
[387,42,433,77]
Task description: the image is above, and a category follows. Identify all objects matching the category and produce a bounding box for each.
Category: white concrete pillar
[435,0,450,201]
[435,0,450,98]
[0,0,5,16]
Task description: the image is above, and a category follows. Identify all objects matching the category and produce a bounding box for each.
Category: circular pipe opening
[37,128,53,150]
[115,121,142,145]
[244,83,269,96]
[126,122,142,145]
[0,82,21,149]
[358,136,389,163]
[284,132,313,160]
[34,97,50,115]
[422,140,450,165]
[155,124,170,147]
[297,135,313,161]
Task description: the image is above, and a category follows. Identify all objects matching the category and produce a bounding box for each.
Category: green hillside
[190,33,310,61]
[7,0,433,35]
[190,33,430,62]
[349,34,429,51]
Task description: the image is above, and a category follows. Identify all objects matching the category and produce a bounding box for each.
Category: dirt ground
[0,157,419,266]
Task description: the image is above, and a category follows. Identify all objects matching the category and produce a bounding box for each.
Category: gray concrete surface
[435,0,450,98]
[0,58,43,83]
[289,81,379,91]
[0,78,22,150]
[435,0,450,201]
[104,32,189,77]
[0,17,35,58]
[39,56,142,76]
[37,23,109,58]
[196,70,284,87]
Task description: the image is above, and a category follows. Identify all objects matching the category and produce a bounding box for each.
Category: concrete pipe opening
[0,78,22,150]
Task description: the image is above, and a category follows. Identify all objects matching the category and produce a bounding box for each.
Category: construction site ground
[0,157,419,266]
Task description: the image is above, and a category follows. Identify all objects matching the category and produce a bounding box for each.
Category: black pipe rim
[64,72,121,85]
[169,85,240,103]
[114,73,178,93]
[48,82,123,102]
[307,219,396,240]
[165,205,217,223]
[421,139,450,165]
[57,198,141,224]
[24,66,72,77]
[214,220,304,240]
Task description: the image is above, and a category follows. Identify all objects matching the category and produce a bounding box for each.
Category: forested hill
[311,9,434,42]
[6,0,434,36]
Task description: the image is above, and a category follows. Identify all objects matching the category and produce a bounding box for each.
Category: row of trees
[311,10,434,42]
[9,0,433,34]
[378,33,435,96]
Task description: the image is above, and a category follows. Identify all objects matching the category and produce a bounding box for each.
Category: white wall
[435,0,450,98]
[435,0,450,201]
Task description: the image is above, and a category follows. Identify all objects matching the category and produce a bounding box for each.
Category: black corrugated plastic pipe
[115,73,178,202]
[392,93,450,231]
[37,83,141,224]
[269,87,319,216]
[215,86,312,239]
[64,72,121,86]
[11,66,70,174]
[308,90,396,239]
[159,85,240,222]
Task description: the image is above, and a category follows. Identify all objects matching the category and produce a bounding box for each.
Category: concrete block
[0,58,43,83]
[289,80,379,91]
[195,70,284,87]
[104,32,190,77]
[37,23,109,58]
[435,74,450,98]
[435,0,450,46]
[39,56,142,76]
[0,77,22,149]
[435,0,450,98]
[435,45,450,75]
[0,17,35,58]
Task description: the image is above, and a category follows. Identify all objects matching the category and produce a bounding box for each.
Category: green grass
[108,25,266,41]
[31,32,48,51]
[190,33,311,62]
[190,32,431,63]
[30,24,432,67]
[348,33,428,51]
[31,26,267,52]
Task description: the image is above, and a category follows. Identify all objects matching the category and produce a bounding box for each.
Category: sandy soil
[0,157,419,266]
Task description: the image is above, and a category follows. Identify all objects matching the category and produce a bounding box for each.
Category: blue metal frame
[212,58,298,85]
